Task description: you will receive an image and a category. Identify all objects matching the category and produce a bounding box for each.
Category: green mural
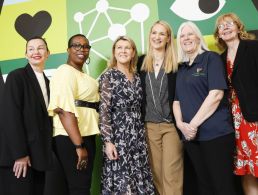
[1,0,258,194]
[158,0,258,36]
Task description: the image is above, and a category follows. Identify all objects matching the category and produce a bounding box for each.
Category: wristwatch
[74,142,85,149]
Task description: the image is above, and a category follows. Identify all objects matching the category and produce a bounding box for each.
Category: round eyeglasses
[69,44,91,51]
[218,21,234,30]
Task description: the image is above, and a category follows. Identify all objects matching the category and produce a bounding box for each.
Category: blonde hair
[109,36,138,73]
[141,20,178,73]
[214,13,255,51]
[177,21,209,64]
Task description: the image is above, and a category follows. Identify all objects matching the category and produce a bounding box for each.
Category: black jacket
[0,64,53,171]
[221,40,258,122]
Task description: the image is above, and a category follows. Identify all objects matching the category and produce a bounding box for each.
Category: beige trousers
[146,122,183,195]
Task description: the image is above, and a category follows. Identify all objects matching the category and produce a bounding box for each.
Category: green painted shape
[0,53,67,75]
[158,0,258,36]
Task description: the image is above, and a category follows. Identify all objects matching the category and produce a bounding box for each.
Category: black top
[221,40,258,122]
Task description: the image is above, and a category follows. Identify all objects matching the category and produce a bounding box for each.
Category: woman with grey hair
[173,21,237,195]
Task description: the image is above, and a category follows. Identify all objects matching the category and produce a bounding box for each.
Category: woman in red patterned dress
[214,13,258,195]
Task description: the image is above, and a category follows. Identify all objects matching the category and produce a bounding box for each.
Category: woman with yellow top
[48,34,99,195]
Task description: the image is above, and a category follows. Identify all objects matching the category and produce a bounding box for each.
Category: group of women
[0,12,257,195]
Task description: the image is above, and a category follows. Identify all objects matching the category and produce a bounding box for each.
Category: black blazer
[0,64,53,171]
[137,55,177,124]
[221,40,258,122]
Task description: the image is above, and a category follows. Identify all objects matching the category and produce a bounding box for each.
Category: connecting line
[109,6,130,12]
[83,8,96,17]
[79,22,83,34]
[140,22,145,54]
[87,12,101,38]
[104,11,113,25]
[91,35,109,44]
[91,48,109,62]
[124,18,133,27]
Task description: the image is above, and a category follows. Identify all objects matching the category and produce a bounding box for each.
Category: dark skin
[54,36,91,170]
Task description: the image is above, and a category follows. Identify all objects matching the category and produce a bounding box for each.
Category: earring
[86,57,91,64]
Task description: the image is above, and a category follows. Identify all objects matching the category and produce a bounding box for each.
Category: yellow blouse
[48,64,100,137]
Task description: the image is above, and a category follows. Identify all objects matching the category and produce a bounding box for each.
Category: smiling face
[150,23,170,51]
[179,25,200,55]
[67,35,90,67]
[114,39,135,67]
[217,16,239,43]
[25,38,49,67]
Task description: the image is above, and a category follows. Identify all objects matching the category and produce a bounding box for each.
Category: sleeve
[2,72,28,159]
[99,72,112,143]
[207,52,228,91]
[48,67,79,117]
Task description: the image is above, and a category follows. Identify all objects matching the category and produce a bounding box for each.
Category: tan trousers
[146,122,183,195]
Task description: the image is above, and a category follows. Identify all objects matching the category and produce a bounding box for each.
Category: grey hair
[176,21,209,63]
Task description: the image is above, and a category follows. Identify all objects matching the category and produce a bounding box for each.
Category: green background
[1,0,258,194]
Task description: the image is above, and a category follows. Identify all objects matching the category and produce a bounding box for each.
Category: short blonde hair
[177,21,209,63]
[141,20,178,73]
[109,36,138,73]
[214,12,255,51]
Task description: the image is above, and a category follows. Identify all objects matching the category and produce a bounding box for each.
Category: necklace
[154,58,164,67]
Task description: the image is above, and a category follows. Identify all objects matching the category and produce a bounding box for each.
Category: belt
[111,106,140,112]
[74,100,99,112]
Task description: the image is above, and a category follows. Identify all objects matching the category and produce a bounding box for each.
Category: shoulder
[5,67,26,82]
[241,39,258,49]
[99,69,114,81]
[52,64,75,79]
[200,51,222,64]
[204,50,220,59]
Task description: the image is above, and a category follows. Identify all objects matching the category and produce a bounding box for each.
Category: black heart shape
[15,10,52,41]
[0,0,4,14]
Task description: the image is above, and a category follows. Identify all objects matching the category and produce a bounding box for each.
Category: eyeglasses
[218,21,234,30]
[69,44,91,51]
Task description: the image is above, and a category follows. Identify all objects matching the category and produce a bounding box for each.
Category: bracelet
[74,142,85,149]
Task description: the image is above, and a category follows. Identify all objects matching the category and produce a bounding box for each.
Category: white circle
[74,12,84,22]
[130,3,150,22]
[108,24,126,41]
[96,0,109,13]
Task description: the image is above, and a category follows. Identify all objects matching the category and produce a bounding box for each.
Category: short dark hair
[68,34,87,48]
[26,36,49,52]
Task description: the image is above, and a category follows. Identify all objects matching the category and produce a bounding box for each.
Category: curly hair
[214,13,255,51]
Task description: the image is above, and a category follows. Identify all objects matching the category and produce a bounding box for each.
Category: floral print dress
[99,68,155,195]
[227,59,258,177]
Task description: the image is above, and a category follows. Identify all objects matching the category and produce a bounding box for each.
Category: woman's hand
[76,148,88,170]
[105,142,118,160]
[177,121,197,141]
[13,156,31,178]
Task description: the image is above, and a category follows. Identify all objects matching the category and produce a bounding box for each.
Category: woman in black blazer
[0,37,53,195]
[214,13,258,195]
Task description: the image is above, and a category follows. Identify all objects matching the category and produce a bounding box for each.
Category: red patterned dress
[227,59,258,177]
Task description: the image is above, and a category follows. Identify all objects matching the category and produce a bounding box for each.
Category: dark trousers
[0,166,45,195]
[184,133,237,195]
[51,135,96,195]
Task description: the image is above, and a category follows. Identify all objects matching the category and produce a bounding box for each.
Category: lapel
[221,40,245,80]
[43,74,50,102]
[25,64,48,114]
[231,40,245,79]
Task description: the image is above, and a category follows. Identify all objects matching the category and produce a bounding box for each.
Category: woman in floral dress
[99,36,155,195]
[214,13,258,194]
